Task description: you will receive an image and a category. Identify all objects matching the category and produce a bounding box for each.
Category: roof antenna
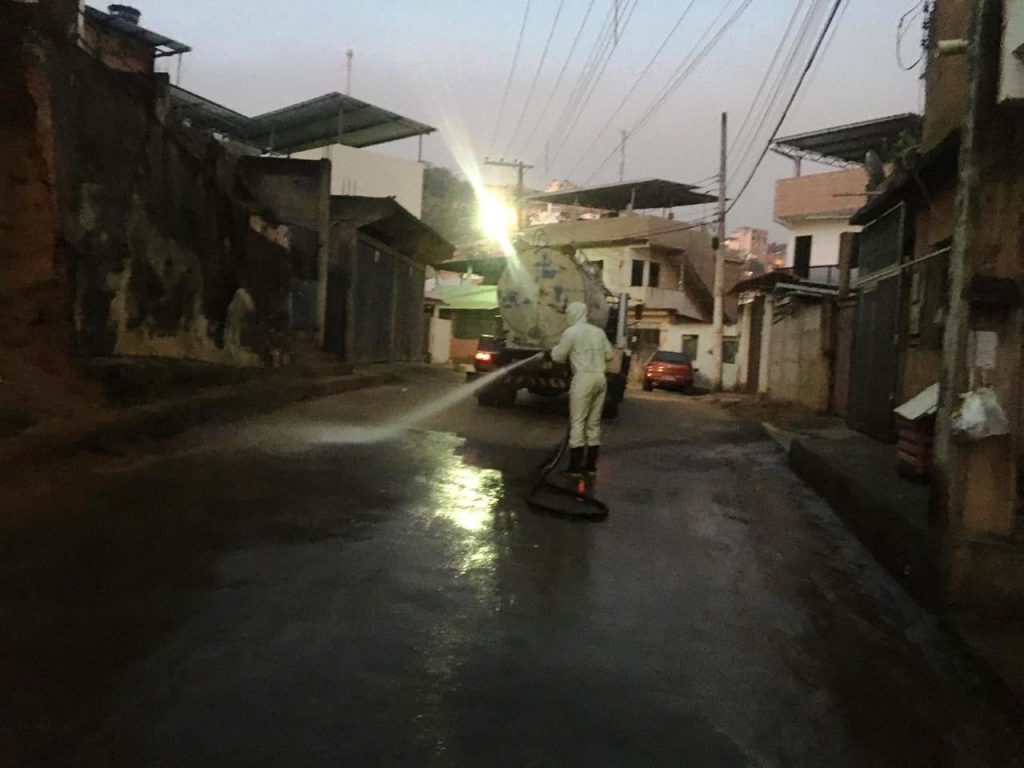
[345,49,354,95]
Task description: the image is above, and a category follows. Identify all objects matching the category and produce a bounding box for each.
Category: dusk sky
[136,0,924,239]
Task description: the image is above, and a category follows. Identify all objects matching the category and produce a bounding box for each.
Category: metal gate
[349,239,425,364]
[352,241,396,363]
[848,205,905,441]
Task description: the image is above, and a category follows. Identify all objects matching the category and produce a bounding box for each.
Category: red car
[643,351,695,394]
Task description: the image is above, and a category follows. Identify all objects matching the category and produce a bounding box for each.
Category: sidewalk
[0,363,398,468]
[709,394,1024,703]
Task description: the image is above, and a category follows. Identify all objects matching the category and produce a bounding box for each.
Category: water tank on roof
[108,5,141,24]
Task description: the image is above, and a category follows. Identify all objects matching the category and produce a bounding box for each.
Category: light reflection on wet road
[1,367,1021,767]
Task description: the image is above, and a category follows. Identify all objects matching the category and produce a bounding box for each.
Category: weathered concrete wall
[767,298,830,412]
[238,157,332,337]
[47,33,295,366]
[0,29,62,351]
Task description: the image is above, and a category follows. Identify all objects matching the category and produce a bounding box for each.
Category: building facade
[774,167,868,284]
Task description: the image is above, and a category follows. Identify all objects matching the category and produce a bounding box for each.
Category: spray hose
[526,429,609,520]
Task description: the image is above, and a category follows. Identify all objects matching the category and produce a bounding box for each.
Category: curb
[789,436,945,606]
[0,372,395,467]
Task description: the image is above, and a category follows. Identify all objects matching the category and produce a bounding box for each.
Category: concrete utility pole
[483,158,534,228]
[345,49,354,95]
[935,0,1003,530]
[618,130,627,183]
[711,112,727,392]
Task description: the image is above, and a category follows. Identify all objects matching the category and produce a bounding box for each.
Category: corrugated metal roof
[330,196,454,266]
[168,85,435,152]
[772,113,922,166]
[527,179,716,211]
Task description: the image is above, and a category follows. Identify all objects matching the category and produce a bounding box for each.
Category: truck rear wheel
[478,384,517,408]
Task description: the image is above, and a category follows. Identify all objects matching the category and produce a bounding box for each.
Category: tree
[421,166,478,248]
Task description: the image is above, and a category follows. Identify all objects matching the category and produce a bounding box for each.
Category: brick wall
[774,168,869,223]
[922,0,972,153]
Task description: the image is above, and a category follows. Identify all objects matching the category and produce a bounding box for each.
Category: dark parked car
[643,351,695,394]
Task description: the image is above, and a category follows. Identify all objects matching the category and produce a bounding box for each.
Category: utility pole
[483,158,534,228]
[618,130,627,183]
[711,112,727,392]
[345,49,354,95]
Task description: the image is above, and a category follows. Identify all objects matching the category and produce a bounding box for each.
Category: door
[793,235,812,278]
[747,296,764,392]
[352,241,396,363]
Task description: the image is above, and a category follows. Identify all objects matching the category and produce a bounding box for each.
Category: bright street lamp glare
[476,190,516,245]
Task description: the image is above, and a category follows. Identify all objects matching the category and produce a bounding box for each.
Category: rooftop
[528,178,716,211]
[84,6,191,57]
[772,113,922,166]
[330,196,453,265]
[169,86,435,152]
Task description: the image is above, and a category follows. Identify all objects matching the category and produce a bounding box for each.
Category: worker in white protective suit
[549,301,615,475]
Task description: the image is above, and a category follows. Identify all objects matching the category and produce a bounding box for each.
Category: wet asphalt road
[1,366,1021,767]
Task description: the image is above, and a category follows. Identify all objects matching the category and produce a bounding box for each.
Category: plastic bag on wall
[951,388,1011,440]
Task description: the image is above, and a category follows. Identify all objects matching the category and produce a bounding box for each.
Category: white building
[294,143,424,219]
[773,167,868,284]
[535,211,744,390]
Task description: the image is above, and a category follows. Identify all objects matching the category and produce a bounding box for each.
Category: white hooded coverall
[551,302,615,449]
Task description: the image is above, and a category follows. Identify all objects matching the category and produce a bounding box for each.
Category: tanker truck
[469,245,631,419]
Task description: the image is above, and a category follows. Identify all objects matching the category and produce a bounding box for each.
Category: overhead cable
[562,0,699,178]
[515,0,598,160]
[582,0,755,184]
[727,0,811,157]
[726,0,828,177]
[502,0,569,158]
[726,0,848,214]
[488,0,533,155]
[546,0,641,163]
[543,0,630,160]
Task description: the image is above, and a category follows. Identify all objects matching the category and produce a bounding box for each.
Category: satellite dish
[865,150,886,188]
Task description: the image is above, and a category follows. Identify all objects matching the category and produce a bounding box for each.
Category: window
[681,334,699,359]
[722,338,739,365]
[648,262,660,288]
[793,235,812,278]
[630,259,645,287]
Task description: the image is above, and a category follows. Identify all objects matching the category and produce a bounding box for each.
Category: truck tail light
[475,351,493,363]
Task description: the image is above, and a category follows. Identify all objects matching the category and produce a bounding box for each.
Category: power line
[502,0,568,158]
[488,0,533,155]
[897,0,928,70]
[563,0,699,178]
[727,0,810,157]
[726,0,848,214]
[515,0,598,160]
[726,0,828,177]
[546,0,641,163]
[543,0,626,159]
[582,0,756,184]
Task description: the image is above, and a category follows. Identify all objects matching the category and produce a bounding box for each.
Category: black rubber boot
[566,447,585,476]
[583,445,599,473]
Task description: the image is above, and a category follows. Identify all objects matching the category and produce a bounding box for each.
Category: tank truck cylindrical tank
[469,245,631,418]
